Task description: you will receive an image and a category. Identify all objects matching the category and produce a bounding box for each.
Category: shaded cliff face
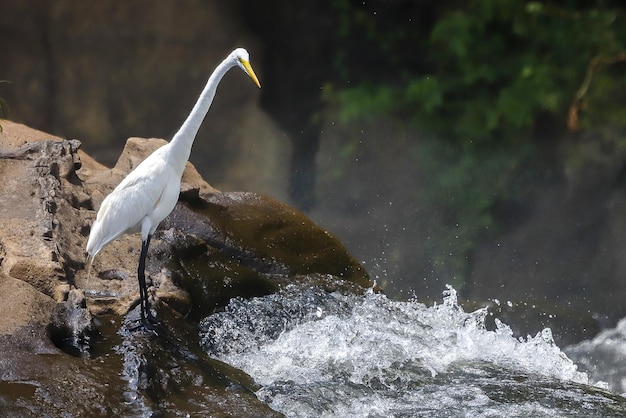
[0,121,370,415]
[0,1,292,201]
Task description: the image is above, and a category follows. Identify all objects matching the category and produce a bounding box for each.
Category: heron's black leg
[137,234,158,330]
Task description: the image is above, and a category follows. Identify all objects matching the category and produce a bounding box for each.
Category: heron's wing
[86,156,173,256]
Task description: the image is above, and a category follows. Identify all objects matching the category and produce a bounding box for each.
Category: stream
[200,283,626,417]
[3,278,626,416]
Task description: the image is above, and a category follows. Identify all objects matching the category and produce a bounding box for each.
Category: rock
[0,120,370,415]
[47,288,99,356]
[76,132,370,319]
[161,191,371,319]
[0,313,284,417]
[0,124,81,302]
[0,272,56,336]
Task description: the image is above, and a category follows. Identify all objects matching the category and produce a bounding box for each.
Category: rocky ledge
[0,120,371,416]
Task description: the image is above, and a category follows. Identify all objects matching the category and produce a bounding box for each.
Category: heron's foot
[145,309,159,325]
[126,315,163,335]
[141,318,163,335]
[139,306,164,332]
[124,303,164,335]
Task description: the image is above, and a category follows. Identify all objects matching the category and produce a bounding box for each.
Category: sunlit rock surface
[0,121,369,416]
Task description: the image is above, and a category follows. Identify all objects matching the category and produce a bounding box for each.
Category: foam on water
[566,316,626,394]
[199,283,618,417]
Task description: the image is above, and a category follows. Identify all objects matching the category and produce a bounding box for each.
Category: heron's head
[232,48,261,88]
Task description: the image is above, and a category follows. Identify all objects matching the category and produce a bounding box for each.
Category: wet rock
[159,190,372,319]
[111,307,284,417]
[0,313,284,417]
[47,288,99,356]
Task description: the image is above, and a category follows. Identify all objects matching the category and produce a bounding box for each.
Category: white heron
[86,48,261,330]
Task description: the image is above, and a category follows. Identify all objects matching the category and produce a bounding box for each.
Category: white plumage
[86,48,261,329]
[87,147,181,255]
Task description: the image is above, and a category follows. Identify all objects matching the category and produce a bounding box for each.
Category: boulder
[0,120,371,416]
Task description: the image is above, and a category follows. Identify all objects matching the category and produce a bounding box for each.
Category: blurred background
[1,0,626,345]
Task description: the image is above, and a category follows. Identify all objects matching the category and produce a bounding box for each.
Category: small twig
[568,54,626,131]
[568,53,626,132]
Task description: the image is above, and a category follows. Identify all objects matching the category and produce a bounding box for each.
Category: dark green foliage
[329,0,626,282]
[335,1,625,141]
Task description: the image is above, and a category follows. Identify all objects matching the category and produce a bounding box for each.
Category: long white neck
[166,57,236,175]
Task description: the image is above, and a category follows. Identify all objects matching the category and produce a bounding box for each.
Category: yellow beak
[241,59,261,89]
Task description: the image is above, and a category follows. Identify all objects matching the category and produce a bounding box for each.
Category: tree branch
[568,53,626,132]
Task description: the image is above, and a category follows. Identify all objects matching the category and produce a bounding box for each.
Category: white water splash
[200,284,609,417]
[566,316,626,394]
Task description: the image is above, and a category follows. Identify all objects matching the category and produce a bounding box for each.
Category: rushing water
[565,317,626,396]
[198,281,626,417]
